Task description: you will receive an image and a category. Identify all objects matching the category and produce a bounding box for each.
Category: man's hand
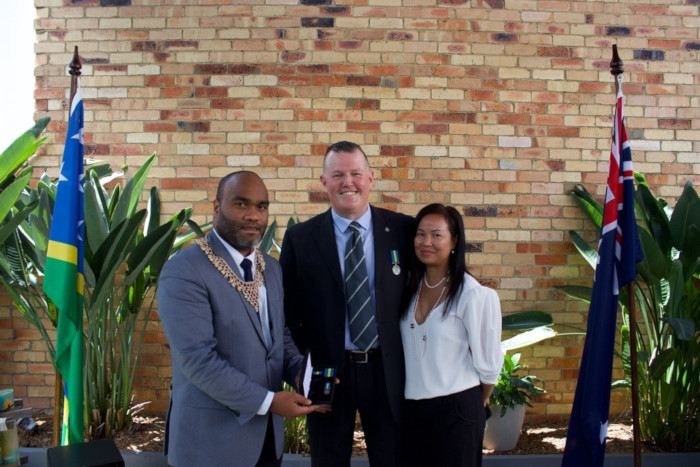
[269,391,315,419]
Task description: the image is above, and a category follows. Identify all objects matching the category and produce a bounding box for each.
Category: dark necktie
[345,222,377,351]
[241,258,253,282]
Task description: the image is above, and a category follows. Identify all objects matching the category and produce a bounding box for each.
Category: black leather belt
[346,348,380,364]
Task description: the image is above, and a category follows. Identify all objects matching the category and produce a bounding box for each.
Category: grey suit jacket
[157,232,303,466]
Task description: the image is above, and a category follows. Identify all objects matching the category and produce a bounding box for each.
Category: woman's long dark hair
[401,203,469,318]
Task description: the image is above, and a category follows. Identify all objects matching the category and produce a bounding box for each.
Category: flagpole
[52,45,81,447]
[610,44,641,467]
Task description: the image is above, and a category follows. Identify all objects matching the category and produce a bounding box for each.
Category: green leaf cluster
[490,352,545,416]
[561,177,700,451]
[0,132,206,441]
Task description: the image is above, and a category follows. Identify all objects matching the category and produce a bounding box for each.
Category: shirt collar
[331,206,372,234]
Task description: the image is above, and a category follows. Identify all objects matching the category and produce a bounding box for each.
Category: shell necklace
[410,278,448,360]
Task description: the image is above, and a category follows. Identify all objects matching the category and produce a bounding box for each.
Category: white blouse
[400,273,504,400]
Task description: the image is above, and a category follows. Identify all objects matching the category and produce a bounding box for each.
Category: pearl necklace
[423,273,447,289]
[410,280,448,360]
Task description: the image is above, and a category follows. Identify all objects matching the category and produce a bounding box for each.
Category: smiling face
[414,213,457,270]
[320,148,374,220]
[213,172,269,256]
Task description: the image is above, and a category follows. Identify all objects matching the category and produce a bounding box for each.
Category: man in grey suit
[158,171,317,467]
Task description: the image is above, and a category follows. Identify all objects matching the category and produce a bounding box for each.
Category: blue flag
[43,83,85,445]
[561,81,644,466]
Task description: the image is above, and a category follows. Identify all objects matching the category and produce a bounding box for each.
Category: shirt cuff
[256,391,274,415]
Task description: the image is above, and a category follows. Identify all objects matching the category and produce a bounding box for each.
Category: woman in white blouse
[399,203,504,467]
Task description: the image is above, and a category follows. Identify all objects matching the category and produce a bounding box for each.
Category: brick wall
[1,0,698,422]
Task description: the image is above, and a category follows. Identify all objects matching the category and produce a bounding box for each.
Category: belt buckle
[350,351,369,364]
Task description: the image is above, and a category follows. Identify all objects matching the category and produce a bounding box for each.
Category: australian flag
[561,80,644,467]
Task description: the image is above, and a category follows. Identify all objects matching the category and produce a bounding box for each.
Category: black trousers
[307,349,399,467]
[400,386,485,467]
[255,416,281,467]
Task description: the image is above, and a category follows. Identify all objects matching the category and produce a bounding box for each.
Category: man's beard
[216,218,265,252]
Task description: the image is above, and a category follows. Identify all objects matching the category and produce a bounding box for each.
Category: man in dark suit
[280,142,414,467]
[158,171,318,467]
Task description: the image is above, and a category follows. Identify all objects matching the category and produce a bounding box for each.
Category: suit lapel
[310,209,344,291]
[371,207,395,303]
[206,233,268,349]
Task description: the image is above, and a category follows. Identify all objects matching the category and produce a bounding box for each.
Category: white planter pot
[482,404,526,451]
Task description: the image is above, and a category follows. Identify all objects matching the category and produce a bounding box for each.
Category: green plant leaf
[649,348,677,380]
[125,221,176,283]
[635,180,672,256]
[144,186,160,236]
[568,230,598,270]
[666,260,685,319]
[111,153,156,227]
[0,167,32,225]
[501,326,557,352]
[502,310,553,330]
[570,184,603,228]
[552,285,592,303]
[0,118,49,183]
[669,181,700,253]
[84,171,111,257]
[635,227,668,286]
[662,317,695,341]
[259,220,277,255]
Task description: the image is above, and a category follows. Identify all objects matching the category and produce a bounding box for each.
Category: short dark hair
[216,170,258,202]
[323,141,369,171]
[402,203,469,318]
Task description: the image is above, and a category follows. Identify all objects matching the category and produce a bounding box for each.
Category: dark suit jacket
[280,206,414,421]
[158,232,303,466]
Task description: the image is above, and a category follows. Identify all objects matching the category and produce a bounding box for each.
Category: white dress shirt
[400,273,504,400]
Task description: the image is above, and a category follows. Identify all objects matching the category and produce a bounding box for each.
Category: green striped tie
[345,222,378,351]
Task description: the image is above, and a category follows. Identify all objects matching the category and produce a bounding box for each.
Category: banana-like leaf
[611,379,631,389]
[84,171,110,255]
[0,167,32,225]
[649,348,677,380]
[0,202,34,246]
[635,181,672,256]
[88,211,147,304]
[0,117,49,183]
[669,181,700,253]
[111,153,156,227]
[666,260,685,320]
[259,220,277,255]
[125,221,177,283]
[501,326,557,352]
[144,187,160,236]
[552,285,592,303]
[173,220,211,252]
[568,230,597,270]
[502,310,553,331]
[570,184,603,228]
[679,227,700,281]
[636,227,669,286]
[662,317,695,341]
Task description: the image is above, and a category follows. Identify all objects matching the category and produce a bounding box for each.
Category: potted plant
[483,352,545,451]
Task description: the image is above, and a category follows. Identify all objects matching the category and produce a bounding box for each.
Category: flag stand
[52,45,81,447]
[610,44,641,467]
